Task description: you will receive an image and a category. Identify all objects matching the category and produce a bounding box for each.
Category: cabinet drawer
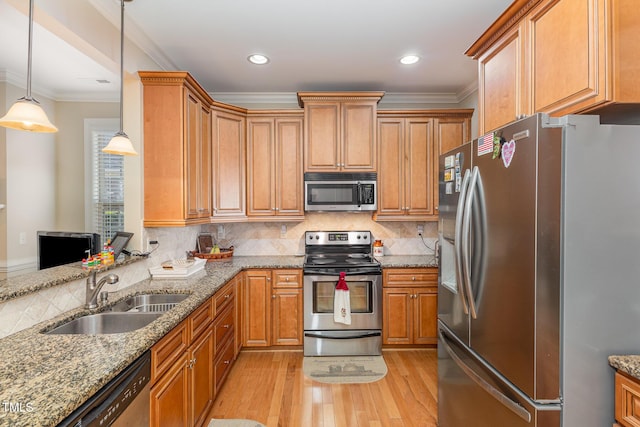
[151,321,188,383]
[384,268,438,287]
[214,337,235,394]
[214,304,235,354]
[616,372,640,427]
[189,297,213,341]
[214,281,235,315]
[273,269,302,288]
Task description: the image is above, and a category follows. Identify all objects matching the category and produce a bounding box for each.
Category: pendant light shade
[0,97,58,132]
[102,0,137,156]
[0,0,57,133]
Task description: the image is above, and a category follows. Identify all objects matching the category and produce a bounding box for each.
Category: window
[85,119,124,246]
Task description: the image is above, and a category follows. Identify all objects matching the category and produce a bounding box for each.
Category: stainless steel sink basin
[109,293,190,313]
[45,312,161,335]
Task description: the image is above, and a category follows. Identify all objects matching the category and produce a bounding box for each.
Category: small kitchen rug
[303,355,388,384]
[208,419,265,427]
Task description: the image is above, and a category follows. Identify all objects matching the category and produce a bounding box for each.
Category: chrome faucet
[85,271,119,309]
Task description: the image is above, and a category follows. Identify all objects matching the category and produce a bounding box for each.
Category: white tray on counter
[149,257,206,278]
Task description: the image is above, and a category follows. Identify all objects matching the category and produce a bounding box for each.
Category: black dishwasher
[57,351,150,427]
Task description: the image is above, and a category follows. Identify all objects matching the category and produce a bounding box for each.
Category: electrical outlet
[19,232,26,245]
[417,224,424,236]
[280,225,287,238]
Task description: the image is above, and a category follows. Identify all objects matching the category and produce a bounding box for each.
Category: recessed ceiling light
[248,54,270,65]
[400,55,420,65]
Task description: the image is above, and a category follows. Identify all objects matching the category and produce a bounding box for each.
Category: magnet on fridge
[444,155,455,169]
[502,139,516,168]
[446,182,454,195]
[444,168,454,182]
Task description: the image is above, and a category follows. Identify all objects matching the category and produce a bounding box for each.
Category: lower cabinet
[243,269,303,347]
[382,268,438,346]
[150,276,238,427]
[615,371,640,427]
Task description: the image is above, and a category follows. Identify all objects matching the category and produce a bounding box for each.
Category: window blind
[90,125,124,246]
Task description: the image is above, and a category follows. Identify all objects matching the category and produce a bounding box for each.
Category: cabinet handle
[223,324,231,329]
[224,360,231,365]
[225,294,231,299]
[285,277,289,281]
[272,295,277,299]
[267,277,271,281]
[412,276,416,281]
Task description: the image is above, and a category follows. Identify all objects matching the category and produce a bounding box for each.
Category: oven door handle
[303,269,382,276]
[304,331,382,340]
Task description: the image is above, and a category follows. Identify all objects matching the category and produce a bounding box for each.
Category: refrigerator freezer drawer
[438,322,560,427]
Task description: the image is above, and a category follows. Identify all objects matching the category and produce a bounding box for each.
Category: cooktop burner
[303,231,381,274]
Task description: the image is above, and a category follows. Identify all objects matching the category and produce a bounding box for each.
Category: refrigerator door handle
[461,166,479,319]
[454,169,472,315]
[438,325,532,423]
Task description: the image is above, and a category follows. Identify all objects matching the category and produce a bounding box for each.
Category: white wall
[2,83,56,276]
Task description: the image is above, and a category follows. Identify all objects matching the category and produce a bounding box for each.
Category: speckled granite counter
[377,254,437,268]
[0,255,433,426]
[609,355,640,380]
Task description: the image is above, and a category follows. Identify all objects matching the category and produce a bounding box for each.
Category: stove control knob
[315,235,320,239]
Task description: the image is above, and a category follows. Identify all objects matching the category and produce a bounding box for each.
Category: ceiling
[0,0,513,104]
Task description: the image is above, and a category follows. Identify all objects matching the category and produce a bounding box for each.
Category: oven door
[303,274,382,331]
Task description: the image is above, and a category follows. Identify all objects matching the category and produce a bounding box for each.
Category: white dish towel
[333,272,351,325]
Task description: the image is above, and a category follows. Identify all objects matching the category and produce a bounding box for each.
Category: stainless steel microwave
[304,172,377,211]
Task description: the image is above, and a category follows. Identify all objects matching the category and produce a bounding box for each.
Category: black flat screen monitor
[37,231,101,270]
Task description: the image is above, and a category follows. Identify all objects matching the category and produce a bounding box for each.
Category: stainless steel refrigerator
[437,113,640,426]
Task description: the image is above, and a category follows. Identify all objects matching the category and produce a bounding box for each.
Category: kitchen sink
[45,312,162,335]
[109,293,190,313]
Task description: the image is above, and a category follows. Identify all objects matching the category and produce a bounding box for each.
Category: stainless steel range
[303,231,382,356]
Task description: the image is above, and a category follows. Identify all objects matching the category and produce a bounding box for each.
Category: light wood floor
[207,349,438,427]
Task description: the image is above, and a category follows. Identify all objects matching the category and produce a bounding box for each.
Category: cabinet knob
[224,360,231,365]
[225,294,231,299]
[272,295,277,299]
[224,324,230,329]
[285,277,289,281]
[412,276,416,281]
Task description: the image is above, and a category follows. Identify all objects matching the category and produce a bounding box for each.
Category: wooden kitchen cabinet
[243,269,303,347]
[615,371,640,427]
[140,71,213,227]
[468,0,640,133]
[298,92,384,172]
[246,112,304,220]
[375,111,472,221]
[211,103,247,221]
[151,283,236,427]
[382,268,438,346]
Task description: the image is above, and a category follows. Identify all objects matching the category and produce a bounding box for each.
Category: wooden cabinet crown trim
[465,0,541,59]
[138,70,214,105]
[377,109,474,119]
[297,91,385,107]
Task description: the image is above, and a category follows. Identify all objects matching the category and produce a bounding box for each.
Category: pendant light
[0,0,58,133]
[102,0,137,156]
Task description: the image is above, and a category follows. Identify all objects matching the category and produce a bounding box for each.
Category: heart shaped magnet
[502,139,516,168]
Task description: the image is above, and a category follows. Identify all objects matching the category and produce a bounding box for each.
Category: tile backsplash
[0,215,436,337]
[198,213,438,257]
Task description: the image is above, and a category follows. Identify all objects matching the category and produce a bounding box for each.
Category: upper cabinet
[211,103,247,221]
[298,92,384,172]
[468,0,640,133]
[375,110,472,222]
[246,111,304,220]
[140,71,213,227]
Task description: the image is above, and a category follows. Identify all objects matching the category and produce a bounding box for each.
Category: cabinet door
[150,353,189,427]
[234,274,243,358]
[272,287,303,345]
[212,109,246,218]
[199,105,212,218]
[190,329,214,427]
[243,270,271,346]
[382,288,413,345]
[342,101,377,171]
[276,118,304,216]
[615,372,640,427]
[247,118,276,216]
[185,91,200,219]
[405,118,435,217]
[377,118,405,216]
[478,22,526,133]
[413,287,438,345]
[304,103,340,171]
[529,0,604,115]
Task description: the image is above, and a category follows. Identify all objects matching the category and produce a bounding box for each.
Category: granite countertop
[609,355,640,380]
[0,254,433,426]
